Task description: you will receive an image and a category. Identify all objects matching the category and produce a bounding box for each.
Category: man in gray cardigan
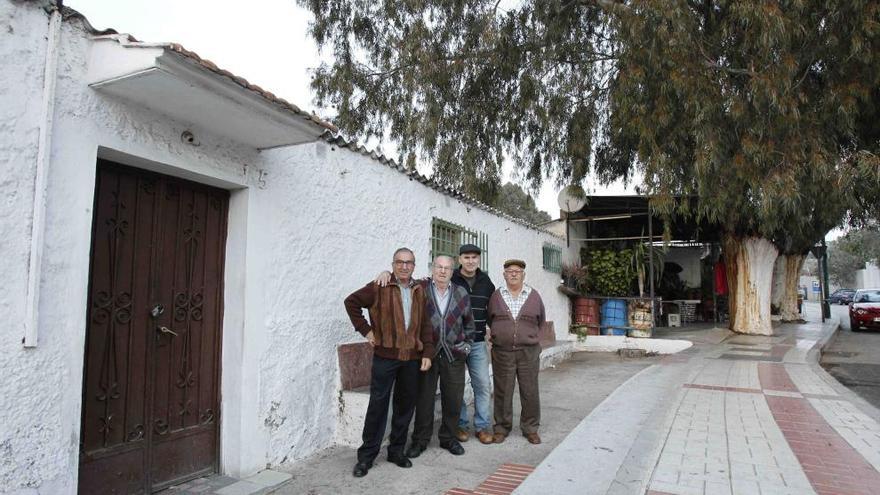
[486,259,546,445]
[406,255,476,457]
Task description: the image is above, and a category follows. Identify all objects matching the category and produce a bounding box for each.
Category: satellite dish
[557,185,586,213]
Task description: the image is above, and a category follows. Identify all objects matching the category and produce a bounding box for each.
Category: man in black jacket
[453,244,496,445]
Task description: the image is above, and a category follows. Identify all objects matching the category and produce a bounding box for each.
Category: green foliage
[300,0,880,240]
[583,248,633,297]
[494,182,552,225]
[607,2,880,241]
[631,240,665,296]
[828,227,880,286]
[828,245,862,287]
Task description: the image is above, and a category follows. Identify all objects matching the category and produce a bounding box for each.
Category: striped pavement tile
[445,463,534,495]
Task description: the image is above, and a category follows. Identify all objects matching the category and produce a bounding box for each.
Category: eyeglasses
[393,260,415,266]
[504,269,524,275]
[434,266,452,271]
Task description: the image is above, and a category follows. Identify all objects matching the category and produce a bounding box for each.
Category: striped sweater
[451,268,495,342]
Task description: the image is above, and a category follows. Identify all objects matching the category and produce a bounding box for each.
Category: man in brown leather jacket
[343,248,434,477]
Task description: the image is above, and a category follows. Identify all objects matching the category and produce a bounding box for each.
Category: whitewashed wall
[0,2,59,492]
[855,262,880,290]
[258,142,576,467]
[1,4,266,492]
[0,3,576,493]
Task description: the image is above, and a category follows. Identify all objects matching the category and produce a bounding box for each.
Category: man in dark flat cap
[486,259,546,445]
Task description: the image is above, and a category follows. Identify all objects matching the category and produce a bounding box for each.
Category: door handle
[157,326,179,337]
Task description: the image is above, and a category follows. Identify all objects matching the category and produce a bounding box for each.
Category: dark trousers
[492,345,541,435]
[357,356,420,464]
[411,354,466,445]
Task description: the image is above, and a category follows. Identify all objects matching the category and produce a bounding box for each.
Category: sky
[65,0,634,218]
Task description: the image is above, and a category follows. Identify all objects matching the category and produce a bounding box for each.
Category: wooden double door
[79,161,228,493]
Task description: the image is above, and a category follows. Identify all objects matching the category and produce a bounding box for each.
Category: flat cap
[459,243,482,255]
[503,259,526,269]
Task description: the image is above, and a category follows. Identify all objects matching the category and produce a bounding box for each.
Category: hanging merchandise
[714,260,728,296]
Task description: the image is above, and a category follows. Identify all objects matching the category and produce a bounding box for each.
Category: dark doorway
[79,160,228,493]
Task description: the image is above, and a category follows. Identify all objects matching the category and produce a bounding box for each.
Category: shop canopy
[564,195,723,244]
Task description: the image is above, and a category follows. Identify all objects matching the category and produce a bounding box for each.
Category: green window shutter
[542,244,562,273]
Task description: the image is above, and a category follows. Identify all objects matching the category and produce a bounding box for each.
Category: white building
[0,2,575,493]
[855,262,880,290]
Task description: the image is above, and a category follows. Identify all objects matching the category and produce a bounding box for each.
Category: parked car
[850,289,880,332]
[829,288,856,305]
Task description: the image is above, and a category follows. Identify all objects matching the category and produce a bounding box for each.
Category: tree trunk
[779,254,806,322]
[723,235,779,335]
[770,255,786,314]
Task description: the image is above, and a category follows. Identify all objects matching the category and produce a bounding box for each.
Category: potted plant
[561,262,590,294]
[631,240,665,298]
[584,248,633,335]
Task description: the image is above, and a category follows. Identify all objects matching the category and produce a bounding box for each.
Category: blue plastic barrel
[600,299,628,336]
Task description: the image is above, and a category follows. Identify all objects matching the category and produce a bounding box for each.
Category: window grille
[542,244,562,273]
[430,218,489,271]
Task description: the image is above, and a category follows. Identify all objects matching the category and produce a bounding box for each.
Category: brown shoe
[492,432,507,444]
[477,430,494,445]
[455,429,469,443]
[524,432,541,444]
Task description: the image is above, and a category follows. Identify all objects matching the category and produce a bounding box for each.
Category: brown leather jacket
[344,280,434,361]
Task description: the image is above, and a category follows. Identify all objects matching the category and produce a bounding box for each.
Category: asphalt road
[819,302,880,409]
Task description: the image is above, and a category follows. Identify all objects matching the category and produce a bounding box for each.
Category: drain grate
[823,351,859,358]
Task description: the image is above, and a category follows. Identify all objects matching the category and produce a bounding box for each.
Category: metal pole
[648,205,655,330]
[816,249,827,322]
[821,238,831,319]
[565,215,570,248]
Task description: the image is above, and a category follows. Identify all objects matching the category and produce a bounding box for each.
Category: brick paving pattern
[646,325,880,495]
[445,463,534,495]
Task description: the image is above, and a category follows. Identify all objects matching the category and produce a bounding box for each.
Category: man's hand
[373,271,392,287]
[420,358,432,371]
[365,330,376,347]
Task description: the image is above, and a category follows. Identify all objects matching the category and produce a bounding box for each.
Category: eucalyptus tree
[301,0,880,335]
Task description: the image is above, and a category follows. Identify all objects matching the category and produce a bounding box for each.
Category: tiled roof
[60,5,336,134]
[323,133,561,236]
[55,3,556,237]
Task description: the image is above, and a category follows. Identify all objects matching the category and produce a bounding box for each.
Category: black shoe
[405,443,426,458]
[352,461,371,477]
[439,441,465,455]
[387,454,413,468]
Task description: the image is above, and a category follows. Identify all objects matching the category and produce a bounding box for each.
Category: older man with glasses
[486,259,546,445]
[406,255,475,457]
[343,248,433,477]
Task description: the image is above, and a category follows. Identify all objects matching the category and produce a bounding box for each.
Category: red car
[850,289,880,331]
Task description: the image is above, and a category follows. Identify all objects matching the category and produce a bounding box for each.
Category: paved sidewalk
[519,308,880,495]
[269,306,880,495]
[270,353,659,495]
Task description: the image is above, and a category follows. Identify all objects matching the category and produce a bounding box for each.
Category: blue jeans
[458,341,492,432]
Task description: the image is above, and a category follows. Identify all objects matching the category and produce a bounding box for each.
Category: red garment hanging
[714,260,728,296]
